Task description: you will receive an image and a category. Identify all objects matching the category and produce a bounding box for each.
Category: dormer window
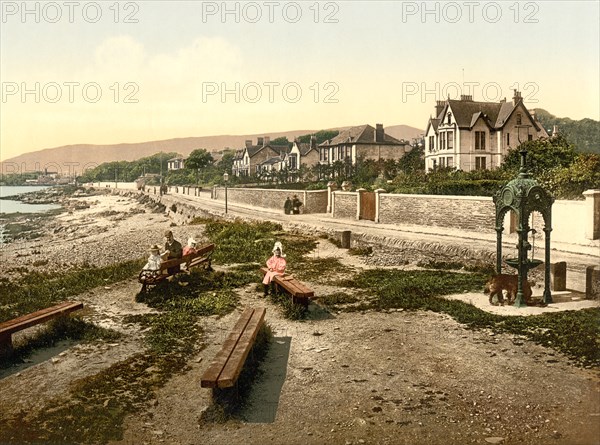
[516,113,522,125]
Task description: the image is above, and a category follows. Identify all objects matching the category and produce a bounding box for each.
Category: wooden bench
[260,267,314,307]
[0,301,84,355]
[138,243,215,292]
[201,307,266,389]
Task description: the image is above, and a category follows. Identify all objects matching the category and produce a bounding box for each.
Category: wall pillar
[374,188,386,223]
[327,181,337,213]
[583,189,600,240]
[356,188,366,221]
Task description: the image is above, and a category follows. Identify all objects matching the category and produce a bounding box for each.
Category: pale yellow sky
[1,1,599,161]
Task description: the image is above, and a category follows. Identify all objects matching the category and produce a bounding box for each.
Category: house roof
[298,143,317,156]
[438,98,543,132]
[261,157,282,166]
[246,143,289,158]
[167,157,185,161]
[318,124,404,147]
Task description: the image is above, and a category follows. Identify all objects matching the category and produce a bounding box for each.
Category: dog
[484,274,532,306]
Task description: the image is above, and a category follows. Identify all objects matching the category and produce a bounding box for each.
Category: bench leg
[0,332,14,358]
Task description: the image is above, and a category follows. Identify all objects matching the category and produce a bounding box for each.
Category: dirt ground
[1,192,599,445]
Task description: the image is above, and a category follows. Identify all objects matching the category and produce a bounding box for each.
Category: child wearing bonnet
[262,241,286,296]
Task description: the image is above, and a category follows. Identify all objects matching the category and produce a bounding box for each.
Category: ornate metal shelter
[493,149,554,306]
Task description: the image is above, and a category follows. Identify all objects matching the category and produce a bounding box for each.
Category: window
[447,157,453,168]
[516,113,522,125]
[475,156,487,170]
[289,154,297,170]
[507,133,510,146]
[447,131,454,149]
[447,113,451,125]
[528,134,533,141]
[475,131,486,150]
[429,135,434,151]
[440,132,446,150]
[440,157,446,168]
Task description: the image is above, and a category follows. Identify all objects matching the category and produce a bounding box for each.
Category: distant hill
[0,124,424,175]
[533,109,600,154]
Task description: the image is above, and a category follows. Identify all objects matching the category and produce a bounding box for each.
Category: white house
[424,91,549,172]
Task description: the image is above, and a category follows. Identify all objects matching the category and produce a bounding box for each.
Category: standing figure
[292,195,303,214]
[163,230,183,274]
[262,242,287,296]
[284,197,293,215]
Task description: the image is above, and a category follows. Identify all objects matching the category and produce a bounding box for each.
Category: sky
[0,0,599,161]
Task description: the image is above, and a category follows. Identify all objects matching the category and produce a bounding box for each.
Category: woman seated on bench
[140,244,163,278]
[263,241,286,296]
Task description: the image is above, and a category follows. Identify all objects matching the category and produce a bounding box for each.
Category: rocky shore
[0,187,205,281]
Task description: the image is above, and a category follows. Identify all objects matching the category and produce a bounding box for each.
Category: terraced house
[424,90,548,172]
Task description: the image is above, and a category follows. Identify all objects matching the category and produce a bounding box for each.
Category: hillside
[0,124,424,175]
[533,109,600,154]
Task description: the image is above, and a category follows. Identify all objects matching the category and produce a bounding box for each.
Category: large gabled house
[318,124,411,167]
[424,90,549,172]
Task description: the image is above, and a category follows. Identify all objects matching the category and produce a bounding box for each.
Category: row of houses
[168,90,549,176]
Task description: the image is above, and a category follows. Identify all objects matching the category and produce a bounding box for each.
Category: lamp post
[223,172,229,214]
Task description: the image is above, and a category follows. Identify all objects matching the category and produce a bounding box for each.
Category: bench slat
[200,307,255,388]
[217,307,266,388]
[0,301,84,335]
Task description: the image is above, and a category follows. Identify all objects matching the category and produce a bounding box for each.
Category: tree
[270,137,291,147]
[502,135,576,177]
[186,149,214,171]
[185,149,214,184]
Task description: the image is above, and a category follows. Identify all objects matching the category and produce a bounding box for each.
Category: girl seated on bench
[140,245,163,279]
[263,241,286,296]
[183,237,198,256]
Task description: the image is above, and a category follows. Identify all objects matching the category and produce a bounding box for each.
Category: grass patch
[2,316,121,369]
[348,246,373,256]
[315,292,360,309]
[268,290,307,320]
[201,219,316,266]
[0,259,146,323]
[293,257,353,283]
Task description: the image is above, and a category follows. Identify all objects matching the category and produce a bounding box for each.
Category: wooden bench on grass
[201,307,266,389]
[0,301,84,355]
[138,243,215,293]
[260,267,314,307]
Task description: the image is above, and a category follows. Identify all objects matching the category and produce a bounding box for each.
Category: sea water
[0,185,61,244]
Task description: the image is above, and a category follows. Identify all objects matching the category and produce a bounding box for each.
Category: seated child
[141,245,162,278]
[182,237,198,256]
[262,241,287,296]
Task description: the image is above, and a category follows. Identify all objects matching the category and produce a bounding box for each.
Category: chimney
[310,135,317,149]
[500,97,506,103]
[512,90,522,106]
[552,125,560,138]
[375,123,384,143]
[460,94,473,101]
[435,100,445,118]
[245,140,252,148]
[257,137,264,146]
[263,136,270,146]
